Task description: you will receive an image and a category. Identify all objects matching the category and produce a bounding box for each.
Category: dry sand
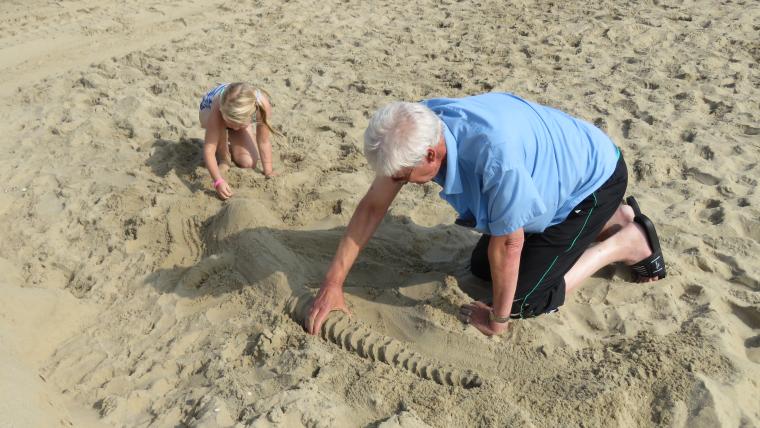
[1,0,759,426]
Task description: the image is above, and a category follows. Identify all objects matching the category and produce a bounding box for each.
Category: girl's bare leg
[228,124,259,169]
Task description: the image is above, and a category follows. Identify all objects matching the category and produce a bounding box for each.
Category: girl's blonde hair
[220,82,282,136]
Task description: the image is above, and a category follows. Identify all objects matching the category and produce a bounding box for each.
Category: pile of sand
[0,0,758,426]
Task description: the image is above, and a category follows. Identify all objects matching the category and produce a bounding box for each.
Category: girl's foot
[218,159,231,174]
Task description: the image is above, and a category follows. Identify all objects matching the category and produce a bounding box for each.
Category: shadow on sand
[146,137,214,196]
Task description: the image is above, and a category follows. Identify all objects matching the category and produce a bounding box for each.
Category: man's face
[390,146,443,185]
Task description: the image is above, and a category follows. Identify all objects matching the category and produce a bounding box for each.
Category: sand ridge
[0,0,758,426]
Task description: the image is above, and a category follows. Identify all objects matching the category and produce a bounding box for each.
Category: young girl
[199,82,280,200]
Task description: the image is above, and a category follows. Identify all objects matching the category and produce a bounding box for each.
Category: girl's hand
[264,171,278,179]
[215,180,233,200]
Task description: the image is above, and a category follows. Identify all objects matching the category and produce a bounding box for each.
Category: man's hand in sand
[306,284,350,335]
[215,181,233,200]
[459,301,509,337]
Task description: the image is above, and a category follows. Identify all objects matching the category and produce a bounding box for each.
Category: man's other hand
[459,301,509,336]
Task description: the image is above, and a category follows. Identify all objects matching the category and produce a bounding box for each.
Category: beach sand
[0,0,758,426]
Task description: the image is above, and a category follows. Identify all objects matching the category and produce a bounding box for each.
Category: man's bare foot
[619,204,635,224]
[597,204,636,241]
[618,222,661,283]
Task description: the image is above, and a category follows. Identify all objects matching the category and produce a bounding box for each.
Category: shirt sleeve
[483,163,546,236]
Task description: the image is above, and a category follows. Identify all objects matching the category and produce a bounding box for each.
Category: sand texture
[1,0,759,426]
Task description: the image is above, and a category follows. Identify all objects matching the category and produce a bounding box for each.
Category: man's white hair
[363,102,441,177]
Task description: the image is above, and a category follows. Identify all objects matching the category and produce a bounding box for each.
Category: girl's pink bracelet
[213,178,225,188]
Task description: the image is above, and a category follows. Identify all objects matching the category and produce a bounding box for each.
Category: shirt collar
[434,120,463,195]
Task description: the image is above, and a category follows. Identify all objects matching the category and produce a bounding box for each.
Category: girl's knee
[235,158,255,168]
[233,156,255,169]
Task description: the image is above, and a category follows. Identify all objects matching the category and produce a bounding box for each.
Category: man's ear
[426,148,436,162]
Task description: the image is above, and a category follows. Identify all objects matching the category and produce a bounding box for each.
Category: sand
[0,0,758,426]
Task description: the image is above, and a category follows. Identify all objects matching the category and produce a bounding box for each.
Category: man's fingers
[305,292,349,335]
[461,304,479,314]
[312,310,329,335]
[306,304,321,335]
[473,301,491,309]
[458,311,471,324]
[458,304,473,324]
[307,301,333,335]
[305,311,313,334]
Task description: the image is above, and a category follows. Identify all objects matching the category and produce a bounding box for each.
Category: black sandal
[626,196,667,280]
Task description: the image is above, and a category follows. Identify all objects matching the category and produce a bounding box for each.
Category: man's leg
[469,204,635,284]
[564,206,661,294]
[596,204,634,242]
[469,155,633,317]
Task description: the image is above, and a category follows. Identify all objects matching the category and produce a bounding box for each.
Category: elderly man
[306,93,665,336]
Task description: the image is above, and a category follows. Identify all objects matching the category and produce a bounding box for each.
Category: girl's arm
[255,94,275,177]
[203,106,224,182]
[203,104,233,199]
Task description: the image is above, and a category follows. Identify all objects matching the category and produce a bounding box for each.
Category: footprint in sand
[744,335,760,364]
[683,167,721,186]
[679,283,709,306]
[729,303,760,330]
[698,199,724,225]
[740,216,760,244]
[727,303,760,363]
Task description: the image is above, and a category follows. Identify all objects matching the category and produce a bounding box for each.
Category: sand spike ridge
[288,297,482,389]
[318,314,482,388]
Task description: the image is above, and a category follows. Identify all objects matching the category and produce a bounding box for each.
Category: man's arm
[306,176,404,334]
[463,228,524,336]
[489,229,524,320]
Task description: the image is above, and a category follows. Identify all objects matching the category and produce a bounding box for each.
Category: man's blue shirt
[422,93,619,235]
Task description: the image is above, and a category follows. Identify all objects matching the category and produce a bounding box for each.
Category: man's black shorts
[469,153,628,318]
